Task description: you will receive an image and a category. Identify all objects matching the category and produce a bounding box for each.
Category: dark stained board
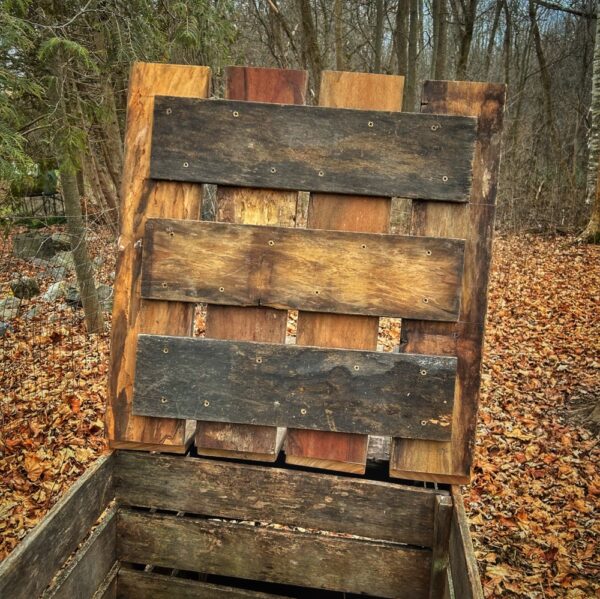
[117,509,431,599]
[0,454,113,599]
[43,508,116,599]
[142,219,465,321]
[133,335,456,440]
[114,451,443,547]
[150,96,477,201]
[428,496,453,599]
[117,570,295,598]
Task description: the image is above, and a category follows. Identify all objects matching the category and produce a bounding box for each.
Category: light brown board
[150,97,476,202]
[106,62,210,451]
[117,570,293,599]
[44,508,116,599]
[286,70,404,474]
[197,65,307,462]
[117,509,431,599]
[0,454,113,599]
[142,219,465,321]
[133,335,455,439]
[114,451,442,547]
[390,80,506,483]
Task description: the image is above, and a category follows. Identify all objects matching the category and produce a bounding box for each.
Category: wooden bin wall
[0,452,484,599]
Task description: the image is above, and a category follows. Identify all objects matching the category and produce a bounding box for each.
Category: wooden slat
[197,66,307,462]
[114,452,441,547]
[117,569,293,598]
[429,496,453,599]
[133,336,455,440]
[142,219,465,321]
[286,70,404,474]
[106,62,210,451]
[44,507,116,599]
[117,509,431,599]
[95,564,119,599]
[448,487,484,599]
[390,80,506,483]
[150,97,476,202]
[0,454,113,599]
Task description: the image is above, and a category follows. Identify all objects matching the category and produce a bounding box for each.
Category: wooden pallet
[0,452,484,599]
[1,62,506,598]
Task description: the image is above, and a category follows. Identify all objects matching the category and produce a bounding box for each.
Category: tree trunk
[502,0,511,86]
[373,0,384,73]
[431,0,448,79]
[405,0,418,111]
[453,0,478,79]
[334,0,345,70]
[60,168,104,333]
[395,0,409,76]
[296,0,323,99]
[484,0,502,77]
[581,12,600,242]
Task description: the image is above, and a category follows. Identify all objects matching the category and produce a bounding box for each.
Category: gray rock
[0,322,14,336]
[10,276,40,299]
[93,256,105,267]
[48,251,75,270]
[50,233,71,251]
[24,306,40,320]
[65,285,81,307]
[97,284,113,311]
[0,297,22,319]
[42,281,66,302]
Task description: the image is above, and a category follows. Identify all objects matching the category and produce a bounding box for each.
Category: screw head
[233,110,240,117]
[204,400,210,407]
[183,161,189,168]
[166,108,172,115]
[300,408,307,415]
[442,175,449,182]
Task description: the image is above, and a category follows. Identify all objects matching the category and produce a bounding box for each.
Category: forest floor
[0,230,598,598]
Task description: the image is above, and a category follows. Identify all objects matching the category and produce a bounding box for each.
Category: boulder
[0,296,22,319]
[48,251,75,270]
[50,232,71,251]
[42,281,66,302]
[97,284,113,311]
[13,232,56,260]
[10,276,40,299]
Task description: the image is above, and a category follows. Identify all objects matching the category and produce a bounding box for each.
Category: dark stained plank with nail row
[141,219,465,321]
[132,335,455,439]
[117,509,431,599]
[114,451,443,546]
[150,97,477,201]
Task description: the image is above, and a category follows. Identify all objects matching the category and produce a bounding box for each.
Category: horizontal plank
[0,454,114,599]
[150,97,476,201]
[133,335,455,440]
[44,507,116,599]
[114,451,443,546]
[117,569,293,599]
[142,219,465,321]
[117,509,431,599]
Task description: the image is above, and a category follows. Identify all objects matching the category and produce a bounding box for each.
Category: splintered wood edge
[284,454,366,475]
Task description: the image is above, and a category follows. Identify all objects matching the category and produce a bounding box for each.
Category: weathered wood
[133,335,455,439]
[117,509,431,599]
[114,451,442,546]
[429,495,453,599]
[286,70,404,474]
[198,65,307,462]
[44,507,117,599]
[94,563,119,599]
[117,569,294,598]
[0,454,113,599]
[448,487,484,599]
[390,80,506,483]
[142,219,465,321]
[106,62,210,451]
[151,97,476,202]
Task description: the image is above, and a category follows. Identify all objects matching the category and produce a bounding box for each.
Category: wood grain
[286,70,404,474]
[390,80,506,483]
[106,62,210,451]
[117,570,293,599]
[133,335,455,439]
[0,454,113,599]
[43,508,116,599]
[114,451,443,547]
[429,496,453,599]
[448,487,485,599]
[197,66,307,461]
[142,219,465,321]
[151,96,476,201]
[117,509,431,599]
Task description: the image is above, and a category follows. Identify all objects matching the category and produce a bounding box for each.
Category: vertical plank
[390,81,506,482]
[428,495,453,599]
[195,66,308,461]
[284,70,404,474]
[106,62,211,451]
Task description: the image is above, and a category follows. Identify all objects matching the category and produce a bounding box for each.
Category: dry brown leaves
[472,235,599,598]
[0,230,598,599]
